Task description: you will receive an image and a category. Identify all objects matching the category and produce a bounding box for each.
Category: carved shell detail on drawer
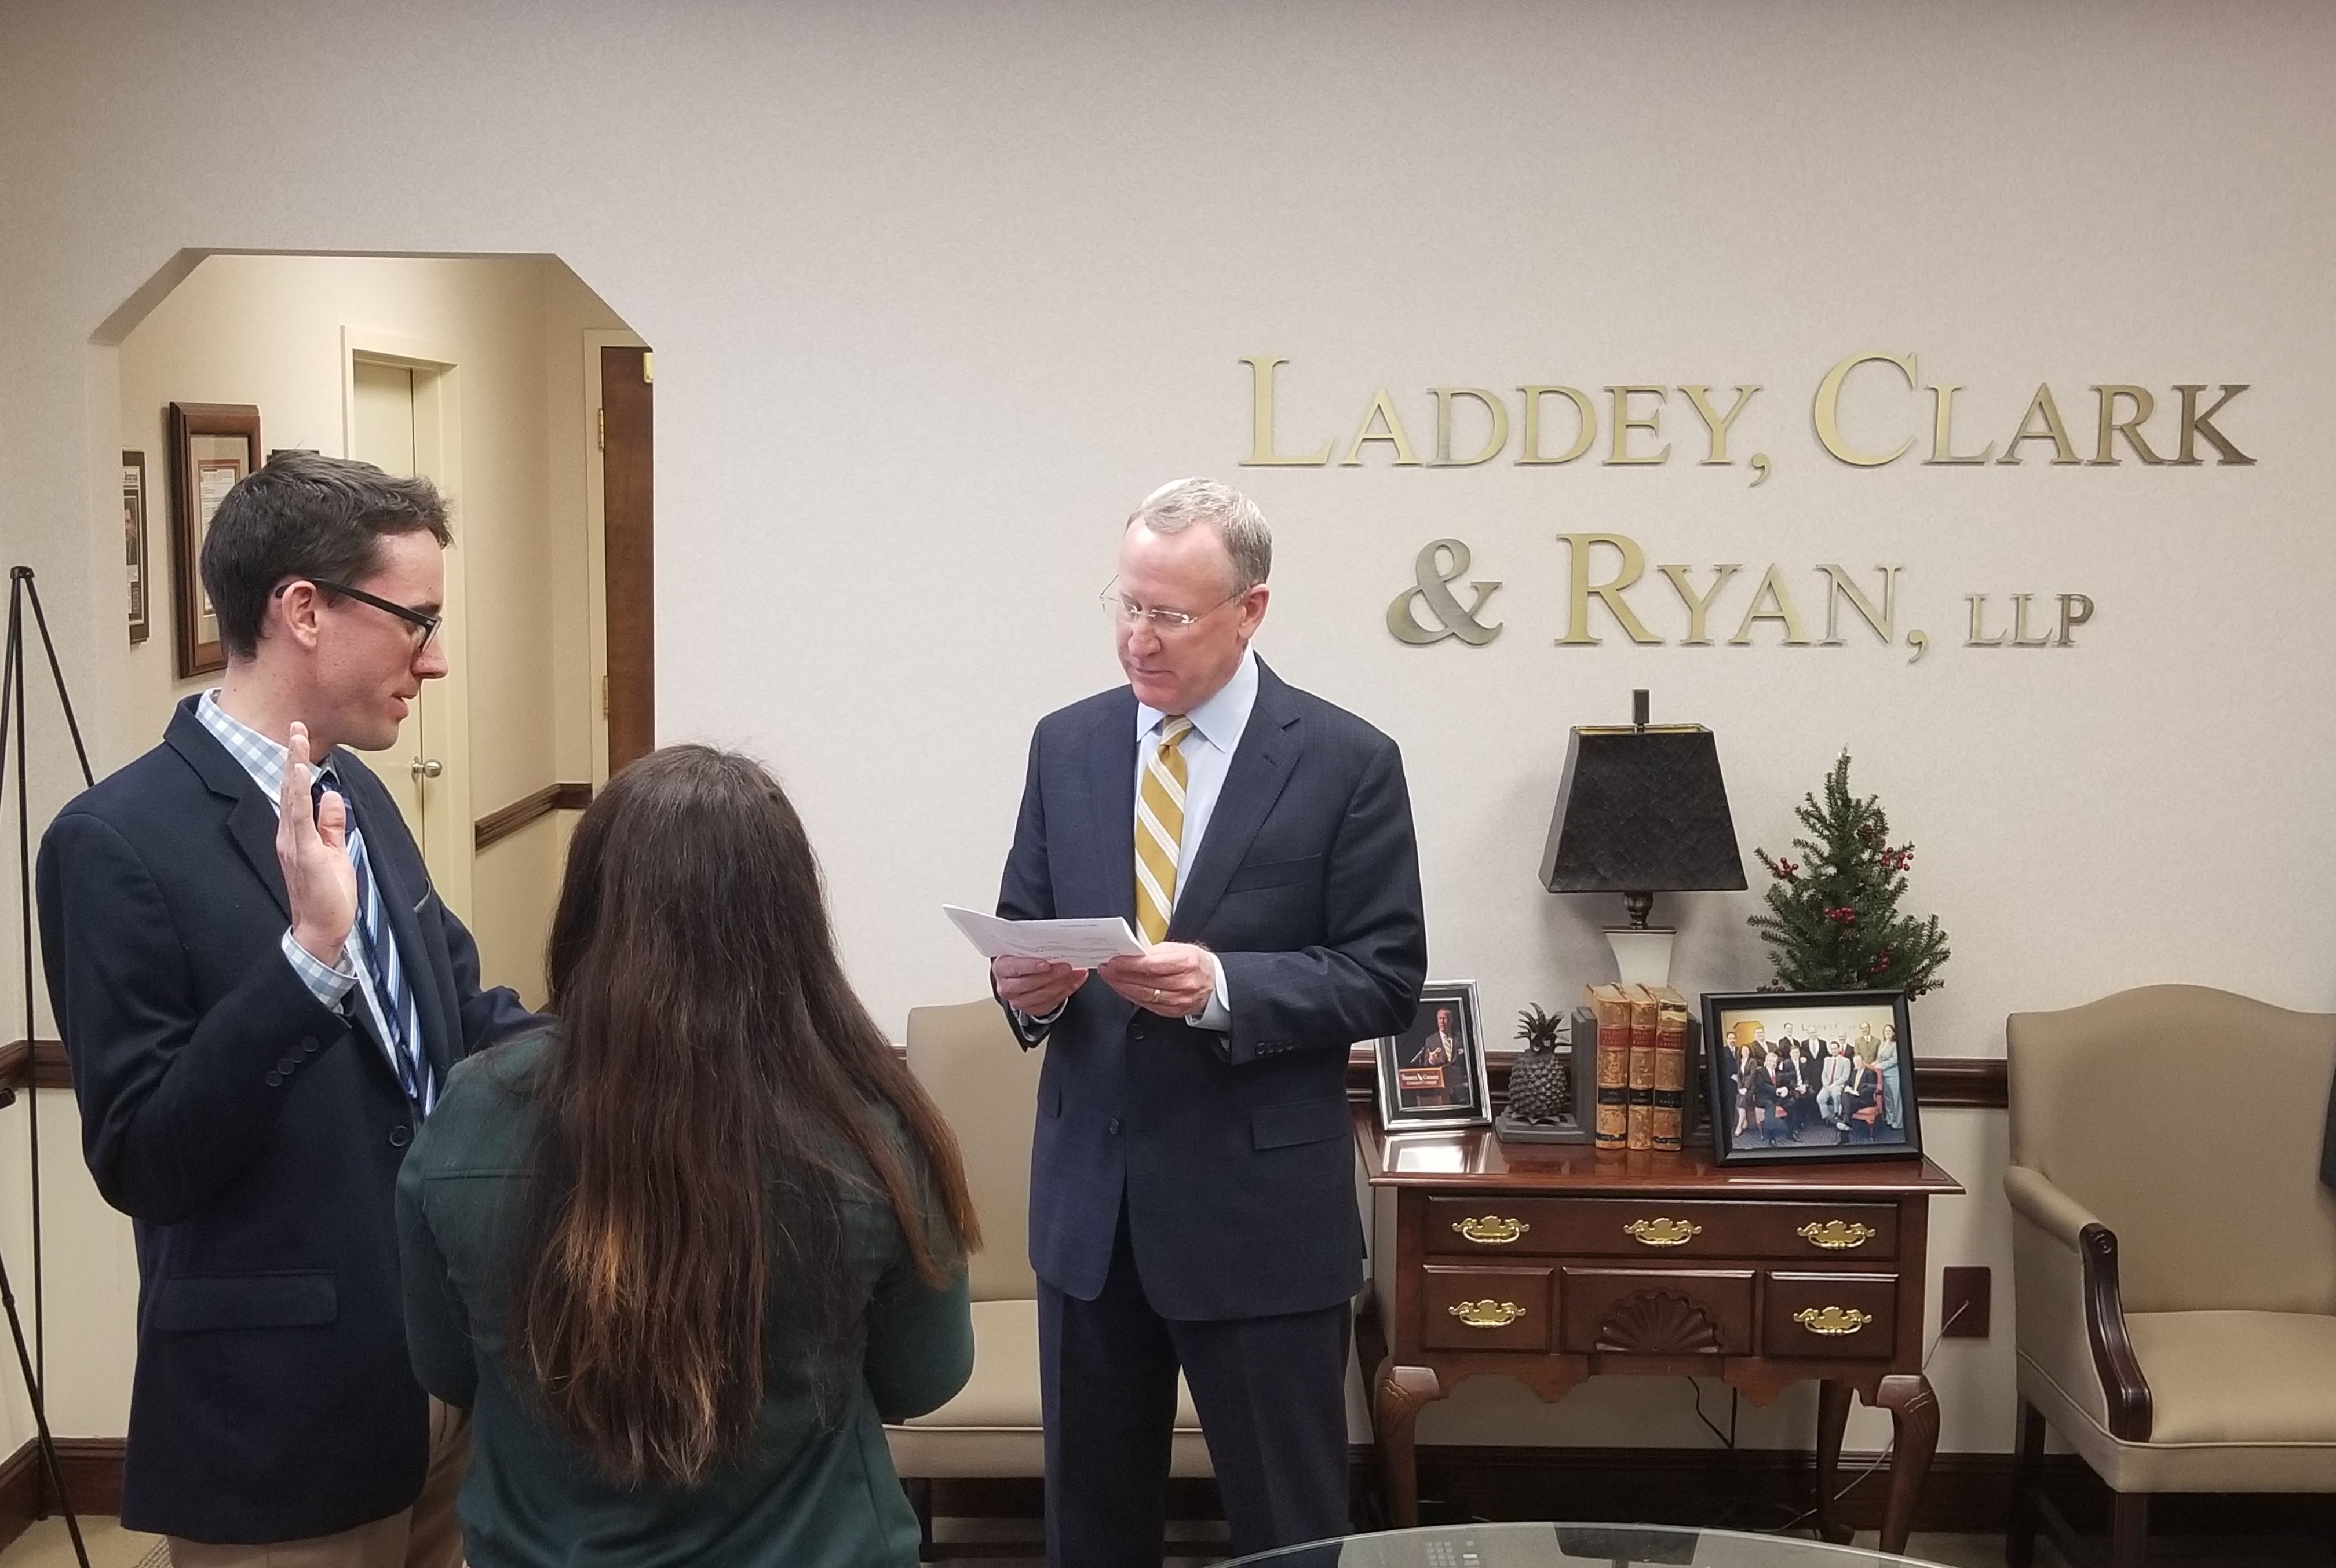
[1592,1289,1725,1354]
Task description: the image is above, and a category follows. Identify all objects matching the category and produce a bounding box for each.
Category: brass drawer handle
[1798,1220,1878,1250]
[1793,1305,1874,1336]
[1623,1217,1703,1248]
[1451,1215,1530,1246]
[1447,1299,1528,1329]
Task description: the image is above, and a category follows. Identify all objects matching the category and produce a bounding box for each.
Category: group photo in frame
[167,401,261,678]
[1373,981,1491,1132]
[1700,989,1921,1166]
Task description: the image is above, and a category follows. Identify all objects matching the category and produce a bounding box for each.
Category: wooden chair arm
[2078,1220,2153,1442]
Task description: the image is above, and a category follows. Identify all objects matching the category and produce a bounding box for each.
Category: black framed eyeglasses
[277,578,443,653]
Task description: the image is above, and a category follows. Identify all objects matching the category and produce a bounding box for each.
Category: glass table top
[1221,1523,1940,1567]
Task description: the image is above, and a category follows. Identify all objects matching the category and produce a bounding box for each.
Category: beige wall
[0,1091,136,1445]
[471,813,577,1009]
[1,0,2330,1454]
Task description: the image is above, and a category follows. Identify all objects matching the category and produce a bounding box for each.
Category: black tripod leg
[0,1109,83,1566]
[16,571,92,787]
[9,580,41,1399]
[1,573,88,1565]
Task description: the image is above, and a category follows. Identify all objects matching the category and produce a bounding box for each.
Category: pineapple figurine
[1506,1004,1574,1124]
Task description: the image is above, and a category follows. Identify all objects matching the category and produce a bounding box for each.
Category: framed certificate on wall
[123,450,150,644]
[167,402,260,677]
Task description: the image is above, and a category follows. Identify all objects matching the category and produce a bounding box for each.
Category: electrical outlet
[1940,1266,1991,1338]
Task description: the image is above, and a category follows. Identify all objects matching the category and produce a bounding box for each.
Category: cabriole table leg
[1373,1362,1443,1529]
[1874,1372,1940,1556]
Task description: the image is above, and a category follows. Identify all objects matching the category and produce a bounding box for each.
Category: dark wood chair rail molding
[1915,1057,2009,1108]
[0,1037,2004,1104]
[473,781,593,852]
[0,1040,71,1093]
[1342,1047,2006,1109]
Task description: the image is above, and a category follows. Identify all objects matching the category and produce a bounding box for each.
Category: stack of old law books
[1584,983,1691,1153]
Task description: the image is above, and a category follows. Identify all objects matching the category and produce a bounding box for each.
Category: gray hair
[1126,478,1272,591]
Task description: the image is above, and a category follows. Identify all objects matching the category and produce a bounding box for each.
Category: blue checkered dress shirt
[196,692,435,1113]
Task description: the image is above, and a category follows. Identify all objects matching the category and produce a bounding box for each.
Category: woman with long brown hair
[397,745,977,1565]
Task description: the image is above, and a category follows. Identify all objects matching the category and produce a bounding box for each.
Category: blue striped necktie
[313,770,428,1109]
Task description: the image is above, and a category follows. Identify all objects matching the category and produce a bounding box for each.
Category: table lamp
[1538,689,1745,987]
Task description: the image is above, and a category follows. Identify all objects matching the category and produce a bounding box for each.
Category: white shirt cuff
[1187,953,1231,1031]
[1016,997,1069,1029]
[282,928,359,1008]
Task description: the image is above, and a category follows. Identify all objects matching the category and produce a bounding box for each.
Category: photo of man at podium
[1399,1004,1469,1110]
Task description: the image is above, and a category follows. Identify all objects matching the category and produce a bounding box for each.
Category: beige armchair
[886,999,1209,1555]
[2005,984,2336,1568]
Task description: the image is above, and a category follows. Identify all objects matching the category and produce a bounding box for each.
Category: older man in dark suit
[38,454,534,1567]
[992,478,1426,1567]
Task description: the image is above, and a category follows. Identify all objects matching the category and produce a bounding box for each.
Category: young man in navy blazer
[994,479,1426,1566]
[38,454,534,1567]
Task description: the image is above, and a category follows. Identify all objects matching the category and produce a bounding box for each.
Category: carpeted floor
[0,1518,164,1568]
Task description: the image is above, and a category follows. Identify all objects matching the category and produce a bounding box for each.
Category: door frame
[581,327,649,789]
[341,326,475,916]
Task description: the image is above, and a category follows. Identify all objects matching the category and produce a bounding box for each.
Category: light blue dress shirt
[1020,648,1261,1032]
[1132,646,1260,1028]
[195,691,429,1106]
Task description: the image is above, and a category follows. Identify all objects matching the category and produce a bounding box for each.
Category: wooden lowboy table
[1357,1109,1963,1555]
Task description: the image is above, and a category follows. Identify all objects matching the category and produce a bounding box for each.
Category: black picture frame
[1700,989,1920,1166]
[123,450,150,644]
[1373,981,1492,1132]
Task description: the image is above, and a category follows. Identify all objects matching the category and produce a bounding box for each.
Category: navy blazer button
[299,1036,319,1054]
[277,1056,297,1074]
[388,1125,412,1147]
[1130,1022,1147,1040]
[1108,1118,1122,1135]
[263,1070,282,1088]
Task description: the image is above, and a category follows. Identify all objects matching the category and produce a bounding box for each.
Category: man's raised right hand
[279,721,358,965]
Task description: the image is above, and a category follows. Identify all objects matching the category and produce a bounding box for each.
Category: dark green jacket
[396,1028,973,1567]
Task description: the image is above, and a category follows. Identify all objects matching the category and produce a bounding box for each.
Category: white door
[349,354,472,911]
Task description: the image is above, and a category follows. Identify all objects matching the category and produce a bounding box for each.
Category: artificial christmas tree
[1748,752,1950,997]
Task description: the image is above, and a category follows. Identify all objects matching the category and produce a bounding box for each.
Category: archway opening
[101,250,652,1007]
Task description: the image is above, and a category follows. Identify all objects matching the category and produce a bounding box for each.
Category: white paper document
[943,905,1148,967]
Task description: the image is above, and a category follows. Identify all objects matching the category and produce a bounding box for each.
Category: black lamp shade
[1539,725,1747,894]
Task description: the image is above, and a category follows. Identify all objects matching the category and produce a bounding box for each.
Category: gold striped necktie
[1134,715,1195,944]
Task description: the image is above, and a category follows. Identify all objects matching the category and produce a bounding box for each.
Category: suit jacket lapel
[1170,661,1301,937]
[165,701,435,1095]
[165,699,293,924]
[1083,690,1141,924]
